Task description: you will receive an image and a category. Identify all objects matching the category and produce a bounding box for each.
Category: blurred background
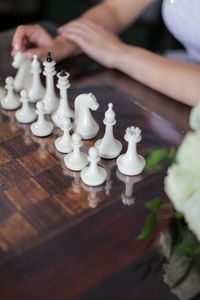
[0,0,182,53]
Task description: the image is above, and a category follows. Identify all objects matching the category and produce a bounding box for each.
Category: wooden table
[0,51,191,300]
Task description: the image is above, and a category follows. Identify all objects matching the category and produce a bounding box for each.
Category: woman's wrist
[52,35,81,61]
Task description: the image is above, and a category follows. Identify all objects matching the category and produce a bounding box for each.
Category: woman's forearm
[115,45,200,106]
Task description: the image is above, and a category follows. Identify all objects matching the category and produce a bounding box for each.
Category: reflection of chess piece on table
[29,54,45,103]
[52,70,74,128]
[12,51,32,92]
[117,126,145,176]
[100,158,116,196]
[31,134,55,159]
[31,101,54,137]
[95,103,122,159]
[116,170,143,206]
[74,93,99,139]
[42,52,59,114]
[81,182,104,208]
[15,90,37,124]
[64,168,82,194]
[55,117,72,153]
[1,76,20,110]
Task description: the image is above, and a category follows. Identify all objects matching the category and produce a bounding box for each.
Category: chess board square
[35,165,71,195]
[1,135,38,159]
[0,213,38,252]
[54,186,89,215]
[22,197,70,234]
[5,178,49,210]
[0,193,16,222]
[0,120,23,143]
[17,149,58,176]
[0,146,12,165]
[0,160,29,190]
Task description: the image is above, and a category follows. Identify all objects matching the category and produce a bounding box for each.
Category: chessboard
[0,83,183,267]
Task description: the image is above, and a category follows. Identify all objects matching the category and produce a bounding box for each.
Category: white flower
[182,190,200,241]
[164,165,200,213]
[176,131,200,172]
[165,130,200,240]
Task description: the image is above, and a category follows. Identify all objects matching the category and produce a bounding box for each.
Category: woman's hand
[58,19,125,68]
[12,24,78,62]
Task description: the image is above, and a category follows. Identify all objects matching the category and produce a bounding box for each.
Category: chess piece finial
[60,69,66,76]
[64,133,88,171]
[52,70,74,128]
[30,101,54,137]
[15,89,36,123]
[47,52,52,62]
[81,147,107,186]
[29,54,45,103]
[42,52,59,114]
[95,102,122,159]
[74,93,99,139]
[117,126,145,176]
[1,76,20,110]
[55,117,73,153]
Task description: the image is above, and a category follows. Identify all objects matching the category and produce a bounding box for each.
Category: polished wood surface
[0,49,191,300]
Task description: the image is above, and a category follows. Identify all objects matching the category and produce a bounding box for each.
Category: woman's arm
[64,19,200,106]
[59,0,155,34]
[117,45,200,106]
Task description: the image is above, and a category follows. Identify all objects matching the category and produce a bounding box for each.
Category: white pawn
[31,101,54,137]
[42,52,59,114]
[12,51,32,92]
[1,76,20,110]
[55,117,73,153]
[29,54,45,103]
[95,103,122,159]
[52,70,74,128]
[64,133,88,171]
[117,126,145,176]
[15,90,36,123]
[81,147,107,186]
[74,93,99,139]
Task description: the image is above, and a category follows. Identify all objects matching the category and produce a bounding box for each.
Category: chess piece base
[1,98,20,110]
[95,139,122,159]
[15,109,36,124]
[55,136,72,154]
[117,154,145,176]
[64,152,88,171]
[31,121,54,137]
[81,166,107,186]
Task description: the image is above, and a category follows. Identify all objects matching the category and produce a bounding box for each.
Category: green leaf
[174,241,199,257]
[145,197,162,212]
[137,213,157,240]
[145,148,169,172]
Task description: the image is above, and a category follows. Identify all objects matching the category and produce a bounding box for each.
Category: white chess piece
[64,133,88,171]
[1,76,20,110]
[12,51,32,92]
[55,117,73,153]
[15,89,36,123]
[42,52,59,114]
[95,103,122,159]
[74,93,99,139]
[29,54,45,103]
[31,101,54,137]
[81,147,107,186]
[52,70,74,128]
[117,126,145,176]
